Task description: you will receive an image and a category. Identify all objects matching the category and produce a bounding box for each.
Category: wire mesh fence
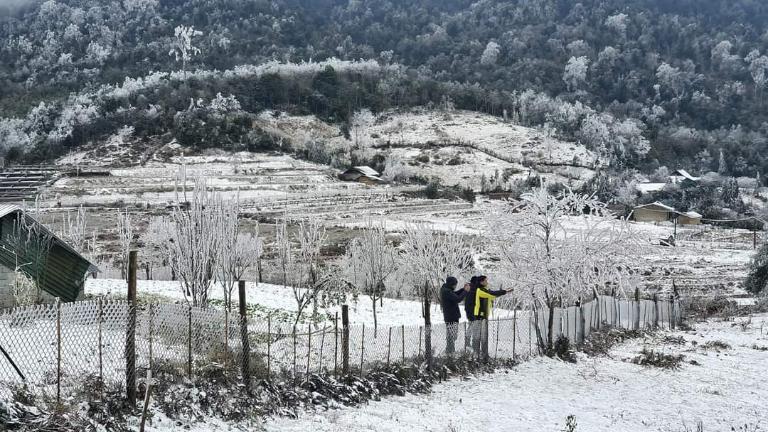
[0,294,681,407]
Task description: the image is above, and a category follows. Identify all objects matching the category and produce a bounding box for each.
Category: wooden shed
[0,205,97,308]
[678,211,702,225]
[632,202,676,223]
[338,166,385,185]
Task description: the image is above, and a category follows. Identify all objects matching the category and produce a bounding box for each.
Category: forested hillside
[2,0,768,175]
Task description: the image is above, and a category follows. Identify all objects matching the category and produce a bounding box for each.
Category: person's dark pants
[445,321,459,354]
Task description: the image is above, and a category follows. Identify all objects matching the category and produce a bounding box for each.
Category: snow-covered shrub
[745,243,768,295]
[11,270,36,307]
[630,348,684,370]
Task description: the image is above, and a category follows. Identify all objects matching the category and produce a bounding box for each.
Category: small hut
[338,166,385,185]
[0,205,97,308]
[632,202,676,223]
[678,211,702,225]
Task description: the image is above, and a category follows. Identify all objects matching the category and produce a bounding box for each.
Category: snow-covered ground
[85,279,515,328]
[263,315,768,432]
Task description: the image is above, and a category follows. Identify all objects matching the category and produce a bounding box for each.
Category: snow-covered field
[85,279,516,328]
[263,315,768,432]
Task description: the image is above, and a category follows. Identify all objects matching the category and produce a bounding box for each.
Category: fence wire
[0,295,681,407]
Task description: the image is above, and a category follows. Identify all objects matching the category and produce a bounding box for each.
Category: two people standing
[440,275,509,355]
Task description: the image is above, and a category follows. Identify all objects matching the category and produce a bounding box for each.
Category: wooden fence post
[669,295,676,330]
[238,281,250,391]
[342,305,350,374]
[126,250,137,406]
[292,328,297,384]
[319,326,326,373]
[306,324,313,379]
[653,294,659,328]
[56,298,61,406]
[578,302,585,344]
[634,288,641,331]
[333,313,338,377]
[401,325,405,364]
[386,326,392,367]
[187,306,192,378]
[148,303,154,375]
[494,317,500,360]
[360,324,365,377]
[267,316,272,381]
[512,309,517,359]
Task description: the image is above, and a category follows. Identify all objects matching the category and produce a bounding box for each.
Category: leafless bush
[700,340,731,351]
[630,348,685,370]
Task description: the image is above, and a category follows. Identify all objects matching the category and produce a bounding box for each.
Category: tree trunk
[546,302,555,352]
[372,296,378,337]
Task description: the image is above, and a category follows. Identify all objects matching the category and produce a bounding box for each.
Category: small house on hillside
[0,205,97,308]
[339,166,385,185]
[632,202,676,223]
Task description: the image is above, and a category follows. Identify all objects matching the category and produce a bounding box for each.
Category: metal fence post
[238,281,250,391]
[56,298,61,406]
[423,285,432,368]
[126,250,137,406]
[98,297,103,390]
[342,305,350,375]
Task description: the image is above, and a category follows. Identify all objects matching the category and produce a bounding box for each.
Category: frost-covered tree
[162,176,231,307]
[350,108,375,150]
[400,223,475,306]
[745,243,768,295]
[745,51,768,103]
[480,41,501,66]
[718,148,728,175]
[604,13,628,36]
[563,56,589,91]
[169,25,202,75]
[490,187,640,352]
[341,220,398,335]
[116,209,133,279]
[215,197,262,311]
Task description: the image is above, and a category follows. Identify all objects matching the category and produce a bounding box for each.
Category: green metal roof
[0,206,96,302]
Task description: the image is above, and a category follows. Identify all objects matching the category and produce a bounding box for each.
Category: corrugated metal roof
[0,204,22,219]
[635,201,676,212]
[0,208,97,302]
[352,166,380,177]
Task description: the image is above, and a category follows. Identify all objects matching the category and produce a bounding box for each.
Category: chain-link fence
[0,294,681,407]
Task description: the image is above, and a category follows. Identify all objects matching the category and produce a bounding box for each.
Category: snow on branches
[400,223,475,302]
[341,219,397,334]
[489,186,642,349]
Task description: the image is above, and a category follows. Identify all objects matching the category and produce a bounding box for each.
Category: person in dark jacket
[463,276,481,351]
[440,276,469,354]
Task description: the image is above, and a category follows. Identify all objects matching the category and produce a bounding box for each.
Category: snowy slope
[263,315,768,432]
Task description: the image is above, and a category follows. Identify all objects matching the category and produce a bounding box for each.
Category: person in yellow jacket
[467,275,509,356]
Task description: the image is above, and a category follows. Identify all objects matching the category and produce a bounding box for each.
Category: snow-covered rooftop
[635,201,675,212]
